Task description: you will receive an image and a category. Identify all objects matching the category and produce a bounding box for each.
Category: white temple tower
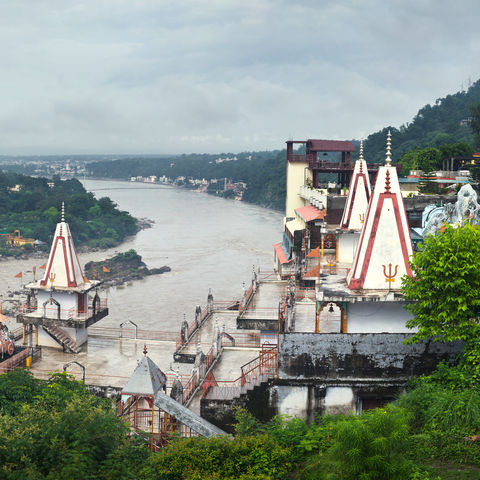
[340,140,371,231]
[347,132,413,290]
[17,203,108,352]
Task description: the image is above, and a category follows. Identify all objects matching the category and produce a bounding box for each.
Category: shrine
[16,203,109,352]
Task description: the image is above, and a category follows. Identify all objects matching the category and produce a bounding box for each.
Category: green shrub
[397,382,480,436]
[141,434,292,480]
[302,406,415,480]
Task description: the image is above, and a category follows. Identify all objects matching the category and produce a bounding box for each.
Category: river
[0,179,283,333]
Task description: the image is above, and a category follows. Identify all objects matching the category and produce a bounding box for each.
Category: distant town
[129,172,247,201]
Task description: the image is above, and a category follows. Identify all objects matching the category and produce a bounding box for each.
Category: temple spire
[340,139,371,230]
[347,131,413,290]
[39,203,85,289]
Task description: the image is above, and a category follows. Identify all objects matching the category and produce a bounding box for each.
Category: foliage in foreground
[3,364,480,479]
[0,370,148,480]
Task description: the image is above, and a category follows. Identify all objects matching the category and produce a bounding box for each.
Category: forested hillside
[88,150,286,210]
[363,79,480,163]
[0,172,138,251]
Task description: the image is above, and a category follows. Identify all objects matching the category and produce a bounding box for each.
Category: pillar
[340,307,347,333]
[35,326,38,346]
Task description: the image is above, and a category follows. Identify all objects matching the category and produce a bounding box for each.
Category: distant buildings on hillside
[129,175,247,200]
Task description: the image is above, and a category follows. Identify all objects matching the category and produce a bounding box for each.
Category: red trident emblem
[382,263,398,290]
[359,213,365,224]
[49,272,56,287]
[326,255,335,267]
[326,254,335,273]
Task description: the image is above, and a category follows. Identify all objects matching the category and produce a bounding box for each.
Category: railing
[258,270,278,282]
[9,364,189,390]
[211,300,240,310]
[187,306,209,338]
[10,326,24,341]
[240,307,279,319]
[238,284,254,315]
[220,331,277,348]
[43,325,77,352]
[18,298,108,321]
[297,286,316,300]
[203,346,277,400]
[299,185,327,209]
[88,326,179,342]
[0,347,32,373]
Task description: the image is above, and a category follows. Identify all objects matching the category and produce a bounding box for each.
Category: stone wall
[278,333,463,380]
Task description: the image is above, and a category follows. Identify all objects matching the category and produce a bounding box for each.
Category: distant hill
[2,80,480,213]
[87,150,286,211]
[363,80,480,163]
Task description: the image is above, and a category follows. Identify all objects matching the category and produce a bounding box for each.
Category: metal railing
[240,307,279,319]
[220,331,277,348]
[89,326,179,342]
[258,270,278,282]
[203,346,277,400]
[18,298,108,321]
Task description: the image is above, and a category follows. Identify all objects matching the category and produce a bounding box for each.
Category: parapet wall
[278,333,463,380]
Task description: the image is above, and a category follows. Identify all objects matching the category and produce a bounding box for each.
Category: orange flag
[102,266,110,273]
[14,272,22,278]
[40,263,46,269]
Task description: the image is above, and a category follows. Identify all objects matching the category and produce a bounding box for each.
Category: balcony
[299,185,327,210]
[17,298,109,328]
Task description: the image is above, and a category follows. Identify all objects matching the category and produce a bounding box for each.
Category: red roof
[306,247,321,258]
[307,139,355,152]
[304,265,321,277]
[296,205,326,223]
[273,243,291,264]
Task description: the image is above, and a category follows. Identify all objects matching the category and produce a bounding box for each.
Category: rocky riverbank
[83,249,170,287]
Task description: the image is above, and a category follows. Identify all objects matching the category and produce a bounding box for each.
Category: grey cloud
[0,0,479,154]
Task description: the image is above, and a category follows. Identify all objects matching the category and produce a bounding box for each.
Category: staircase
[42,325,78,353]
[203,345,277,401]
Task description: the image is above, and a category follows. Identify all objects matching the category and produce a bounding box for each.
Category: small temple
[121,345,227,449]
[17,203,109,353]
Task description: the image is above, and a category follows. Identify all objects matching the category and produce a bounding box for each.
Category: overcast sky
[0,0,479,155]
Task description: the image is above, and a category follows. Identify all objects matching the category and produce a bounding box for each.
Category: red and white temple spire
[347,131,413,290]
[39,202,86,289]
[340,140,371,230]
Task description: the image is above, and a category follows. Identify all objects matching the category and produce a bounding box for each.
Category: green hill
[363,79,480,163]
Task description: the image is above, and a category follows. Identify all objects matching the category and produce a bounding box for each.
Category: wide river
[1,179,283,333]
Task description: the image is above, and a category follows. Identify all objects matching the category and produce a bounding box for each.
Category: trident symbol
[326,254,335,273]
[49,272,56,287]
[382,263,398,290]
[359,213,365,224]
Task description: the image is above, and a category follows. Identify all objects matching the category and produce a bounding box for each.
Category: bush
[142,434,293,480]
[302,406,415,480]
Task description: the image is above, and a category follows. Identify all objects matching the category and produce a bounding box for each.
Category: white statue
[423,184,480,236]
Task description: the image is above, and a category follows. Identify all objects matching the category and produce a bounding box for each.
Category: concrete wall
[347,302,413,333]
[286,161,309,218]
[38,290,77,320]
[338,232,359,264]
[278,332,463,380]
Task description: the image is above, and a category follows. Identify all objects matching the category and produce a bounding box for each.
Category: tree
[470,102,480,148]
[0,371,145,480]
[402,224,480,344]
